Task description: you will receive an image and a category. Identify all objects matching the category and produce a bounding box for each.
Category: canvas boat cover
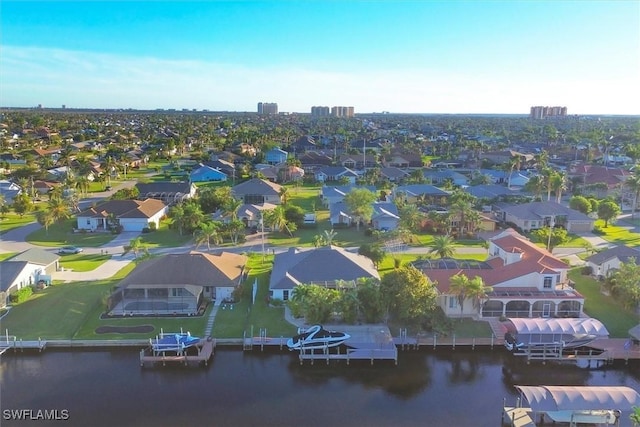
[629,324,640,341]
[506,318,609,337]
[515,386,640,412]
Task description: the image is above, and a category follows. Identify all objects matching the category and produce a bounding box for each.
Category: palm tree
[123,237,148,259]
[430,235,455,259]
[195,221,222,251]
[449,274,471,317]
[626,174,640,218]
[551,171,567,203]
[35,209,55,235]
[169,204,185,235]
[279,187,289,205]
[507,155,521,189]
[264,206,291,236]
[48,196,72,224]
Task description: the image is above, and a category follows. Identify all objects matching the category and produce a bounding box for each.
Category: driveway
[0,222,43,253]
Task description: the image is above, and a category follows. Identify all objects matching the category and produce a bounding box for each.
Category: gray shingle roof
[136,181,193,195]
[586,245,640,264]
[10,248,59,266]
[500,201,592,221]
[269,246,380,290]
[0,261,30,292]
[232,178,282,196]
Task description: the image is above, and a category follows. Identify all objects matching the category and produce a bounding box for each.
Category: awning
[515,386,640,412]
[506,318,609,337]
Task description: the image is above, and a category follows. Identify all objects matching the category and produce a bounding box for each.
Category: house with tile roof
[269,246,380,301]
[76,199,168,232]
[108,251,247,315]
[585,245,640,278]
[568,163,631,198]
[414,229,584,319]
[232,178,283,205]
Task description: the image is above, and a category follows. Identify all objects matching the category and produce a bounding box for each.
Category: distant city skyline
[1,1,638,115]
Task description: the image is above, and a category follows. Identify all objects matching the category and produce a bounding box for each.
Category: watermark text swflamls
[3,409,70,421]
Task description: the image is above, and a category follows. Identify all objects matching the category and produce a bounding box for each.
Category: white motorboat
[287,325,350,351]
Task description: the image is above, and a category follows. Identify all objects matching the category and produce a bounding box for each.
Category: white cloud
[1,46,638,115]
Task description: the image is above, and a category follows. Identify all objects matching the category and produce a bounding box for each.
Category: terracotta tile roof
[418,231,568,293]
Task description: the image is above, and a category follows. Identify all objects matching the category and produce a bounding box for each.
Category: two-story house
[415,229,584,319]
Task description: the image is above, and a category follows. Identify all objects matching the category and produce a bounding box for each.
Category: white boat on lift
[287,325,350,351]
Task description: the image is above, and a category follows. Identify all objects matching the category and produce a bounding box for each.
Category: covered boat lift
[506,385,640,426]
[505,318,609,347]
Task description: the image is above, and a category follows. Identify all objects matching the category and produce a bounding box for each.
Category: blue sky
[1,1,638,114]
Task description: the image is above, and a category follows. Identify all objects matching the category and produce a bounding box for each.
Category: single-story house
[189,164,228,182]
[136,181,197,205]
[415,229,583,319]
[108,251,248,315]
[329,201,353,226]
[339,153,378,170]
[423,169,469,186]
[315,166,358,184]
[10,248,60,275]
[495,201,594,233]
[320,185,377,207]
[585,245,640,278]
[236,203,278,228]
[0,249,59,308]
[269,246,380,301]
[371,202,400,231]
[380,167,408,182]
[232,178,283,205]
[393,184,451,204]
[464,184,527,200]
[76,199,168,232]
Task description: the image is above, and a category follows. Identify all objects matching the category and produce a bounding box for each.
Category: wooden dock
[510,338,640,365]
[502,407,536,427]
[139,338,216,368]
[297,343,398,365]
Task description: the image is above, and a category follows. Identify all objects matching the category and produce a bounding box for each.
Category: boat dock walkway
[511,338,640,365]
[502,407,536,427]
[139,338,216,367]
[0,335,47,353]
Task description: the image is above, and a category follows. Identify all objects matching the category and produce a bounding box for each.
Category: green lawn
[58,253,112,272]
[0,213,36,235]
[569,269,639,338]
[451,318,493,338]
[212,254,297,339]
[2,263,137,340]
[594,219,640,246]
[0,252,18,262]
[269,224,376,248]
[137,220,193,248]
[26,219,117,247]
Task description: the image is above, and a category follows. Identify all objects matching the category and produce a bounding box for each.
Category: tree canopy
[380,265,438,324]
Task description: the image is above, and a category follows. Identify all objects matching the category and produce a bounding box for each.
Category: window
[282,290,289,301]
[87,219,91,225]
[543,276,553,289]
[449,297,458,308]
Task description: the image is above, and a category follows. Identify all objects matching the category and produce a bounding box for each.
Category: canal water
[2,348,639,426]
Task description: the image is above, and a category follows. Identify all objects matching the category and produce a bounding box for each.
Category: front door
[542,303,551,318]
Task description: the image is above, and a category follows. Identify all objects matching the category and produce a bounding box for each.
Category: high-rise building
[530,106,567,119]
[257,102,278,115]
[311,106,330,117]
[330,106,355,118]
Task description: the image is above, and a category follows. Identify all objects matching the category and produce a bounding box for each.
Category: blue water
[2,348,639,426]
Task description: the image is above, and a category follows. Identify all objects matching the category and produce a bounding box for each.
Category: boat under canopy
[515,385,640,413]
[504,318,609,350]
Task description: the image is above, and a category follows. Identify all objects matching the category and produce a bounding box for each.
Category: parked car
[58,246,83,255]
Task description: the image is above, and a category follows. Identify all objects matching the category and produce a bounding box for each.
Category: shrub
[141,227,151,233]
[270,298,284,307]
[148,222,157,231]
[592,225,604,235]
[581,266,593,275]
[10,286,33,304]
